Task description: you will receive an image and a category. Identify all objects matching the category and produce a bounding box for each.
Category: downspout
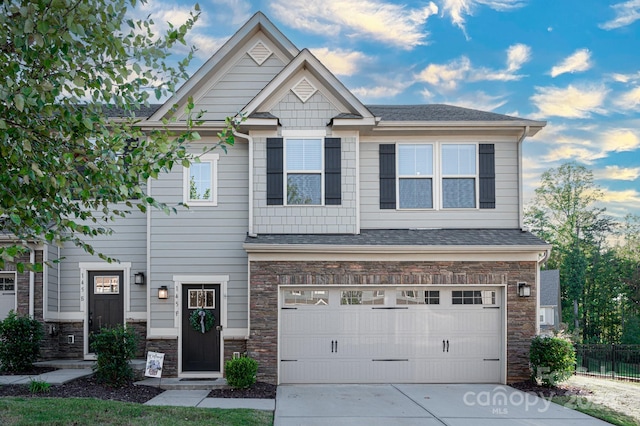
[518,125,530,230]
[29,247,35,318]
[233,129,255,237]
[57,246,61,315]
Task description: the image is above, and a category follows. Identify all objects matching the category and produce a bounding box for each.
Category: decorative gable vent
[292,77,317,103]
[248,40,272,66]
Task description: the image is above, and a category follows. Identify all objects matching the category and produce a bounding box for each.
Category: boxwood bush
[90,325,137,388]
[0,310,43,372]
[225,356,258,389]
[530,334,576,386]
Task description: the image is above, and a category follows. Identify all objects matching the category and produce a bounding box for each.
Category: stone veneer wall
[146,338,179,377]
[126,321,148,358]
[248,260,537,385]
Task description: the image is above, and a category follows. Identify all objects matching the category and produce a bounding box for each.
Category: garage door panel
[279,286,504,384]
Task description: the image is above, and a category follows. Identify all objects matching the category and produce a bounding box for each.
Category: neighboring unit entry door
[0,273,16,320]
[182,284,221,372]
[88,271,124,339]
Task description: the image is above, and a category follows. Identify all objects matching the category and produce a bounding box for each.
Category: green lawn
[551,396,639,426]
[0,397,273,426]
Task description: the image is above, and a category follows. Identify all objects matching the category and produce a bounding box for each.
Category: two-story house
[1,12,549,385]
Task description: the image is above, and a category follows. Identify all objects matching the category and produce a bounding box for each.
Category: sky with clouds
[140,0,640,219]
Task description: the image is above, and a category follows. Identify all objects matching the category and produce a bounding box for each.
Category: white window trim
[440,142,479,210]
[395,142,480,211]
[183,153,219,206]
[396,143,435,210]
[283,137,325,206]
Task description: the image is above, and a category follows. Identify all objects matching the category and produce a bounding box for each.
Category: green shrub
[530,334,576,386]
[29,379,51,394]
[225,356,258,389]
[90,325,137,388]
[0,310,43,372]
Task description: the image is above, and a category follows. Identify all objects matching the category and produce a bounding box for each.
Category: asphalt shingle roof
[540,269,560,306]
[244,228,549,247]
[365,104,534,122]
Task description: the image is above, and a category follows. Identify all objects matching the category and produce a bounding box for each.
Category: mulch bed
[510,380,593,398]
[207,382,277,399]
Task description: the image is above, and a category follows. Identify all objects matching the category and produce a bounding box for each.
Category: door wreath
[189,308,215,333]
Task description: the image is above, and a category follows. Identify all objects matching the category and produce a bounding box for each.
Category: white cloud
[270,0,438,49]
[610,71,640,83]
[541,144,606,164]
[416,57,471,90]
[448,91,508,111]
[310,48,369,76]
[530,85,608,119]
[417,43,530,90]
[601,129,640,152]
[352,79,412,99]
[614,86,640,110]
[600,188,640,204]
[597,165,640,181]
[440,0,526,36]
[550,49,592,77]
[599,0,640,30]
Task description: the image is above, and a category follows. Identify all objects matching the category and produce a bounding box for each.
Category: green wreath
[189,308,215,333]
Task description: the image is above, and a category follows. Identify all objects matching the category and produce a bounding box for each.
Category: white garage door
[279,286,504,384]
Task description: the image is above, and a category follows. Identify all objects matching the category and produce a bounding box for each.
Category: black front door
[182,284,221,372]
[88,271,124,346]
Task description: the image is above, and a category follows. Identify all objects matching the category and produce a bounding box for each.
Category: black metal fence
[575,344,640,381]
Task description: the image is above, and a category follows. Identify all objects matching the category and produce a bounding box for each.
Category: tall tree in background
[0,0,237,270]
[525,163,615,340]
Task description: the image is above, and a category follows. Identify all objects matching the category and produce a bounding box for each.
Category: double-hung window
[441,144,477,208]
[398,144,433,209]
[285,138,323,205]
[183,153,219,206]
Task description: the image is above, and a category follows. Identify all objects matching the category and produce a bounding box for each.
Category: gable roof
[367,105,536,122]
[540,269,560,306]
[241,49,374,124]
[148,12,299,123]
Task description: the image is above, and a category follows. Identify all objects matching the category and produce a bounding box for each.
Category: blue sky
[137,0,640,219]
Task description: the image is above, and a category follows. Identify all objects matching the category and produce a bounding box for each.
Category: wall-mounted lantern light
[158,286,169,300]
[134,272,145,285]
[518,282,531,297]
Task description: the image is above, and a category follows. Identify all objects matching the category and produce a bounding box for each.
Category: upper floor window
[442,144,476,208]
[183,153,219,206]
[380,142,493,211]
[398,144,433,209]
[285,138,323,205]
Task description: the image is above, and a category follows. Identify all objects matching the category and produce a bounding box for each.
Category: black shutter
[266,138,283,205]
[324,138,341,205]
[379,144,396,209]
[479,144,495,209]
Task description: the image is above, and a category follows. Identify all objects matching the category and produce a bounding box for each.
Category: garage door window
[396,290,440,305]
[283,290,329,306]
[340,290,385,305]
[452,290,496,305]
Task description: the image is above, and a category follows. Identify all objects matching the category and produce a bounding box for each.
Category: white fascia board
[139,121,227,131]
[243,243,551,254]
[331,118,377,127]
[242,118,280,128]
[373,120,546,134]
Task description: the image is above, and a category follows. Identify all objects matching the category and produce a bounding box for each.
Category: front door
[182,284,221,372]
[0,273,16,319]
[88,271,124,341]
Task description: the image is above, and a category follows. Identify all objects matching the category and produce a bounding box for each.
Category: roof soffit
[241,49,374,121]
[148,12,299,122]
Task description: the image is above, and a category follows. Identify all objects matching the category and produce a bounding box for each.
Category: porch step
[35,359,146,371]
[135,377,229,390]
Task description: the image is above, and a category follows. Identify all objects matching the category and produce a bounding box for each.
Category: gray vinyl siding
[360,138,520,229]
[46,244,59,315]
[194,55,285,122]
[149,141,249,329]
[57,208,147,313]
[252,91,358,234]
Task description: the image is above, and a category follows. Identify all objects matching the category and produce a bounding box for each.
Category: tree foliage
[525,163,640,343]
[0,0,238,270]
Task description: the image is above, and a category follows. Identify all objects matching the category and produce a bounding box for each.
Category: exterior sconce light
[518,282,531,297]
[134,272,145,285]
[158,286,169,300]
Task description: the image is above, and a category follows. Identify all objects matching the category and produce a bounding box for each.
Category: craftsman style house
[1,12,549,384]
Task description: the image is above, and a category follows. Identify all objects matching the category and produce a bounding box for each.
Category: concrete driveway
[274,384,610,425]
